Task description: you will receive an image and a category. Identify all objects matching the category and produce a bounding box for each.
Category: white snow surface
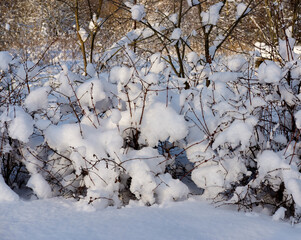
[79,27,88,42]
[76,78,106,107]
[0,175,19,202]
[279,38,297,61]
[201,2,223,26]
[140,103,188,147]
[5,23,10,31]
[0,197,300,240]
[16,61,40,82]
[187,52,199,65]
[209,71,239,83]
[236,3,251,19]
[212,119,255,150]
[110,66,133,84]
[227,55,247,71]
[0,106,34,143]
[26,173,52,199]
[272,207,286,221]
[258,60,282,84]
[0,51,12,71]
[295,110,301,129]
[169,13,178,25]
[295,45,301,54]
[170,28,182,40]
[24,86,51,112]
[89,14,102,32]
[131,5,145,21]
[187,0,200,7]
[149,53,165,73]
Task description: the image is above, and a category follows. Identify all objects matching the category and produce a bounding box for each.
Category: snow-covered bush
[1,1,301,224]
[0,52,33,190]
[181,39,301,221]
[0,47,192,207]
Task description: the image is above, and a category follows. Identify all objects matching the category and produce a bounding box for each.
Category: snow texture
[171,28,182,40]
[53,65,80,97]
[0,51,12,71]
[257,150,282,179]
[201,2,223,26]
[279,38,296,61]
[155,174,189,203]
[27,173,52,199]
[295,110,301,129]
[286,179,301,207]
[89,14,102,32]
[227,55,247,71]
[272,207,286,221]
[110,66,133,84]
[0,106,34,143]
[187,52,199,65]
[24,87,51,112]
[169,14,178,25]
[79,28,88,42]
[5,23,10,31]
[294,46,301,54]
[258,60,282,83]
[256,150,301,208]
[212,120,255,150]
[236,3,251,19]
[0,175,19,202]
[131,5,145,21]
[140,103,188,147]
[1,198,301,240]
[209,71,239,83]
[187,0,200,7]
[16,61,40,82]
[76,78,106,107]
[149,53,165,73]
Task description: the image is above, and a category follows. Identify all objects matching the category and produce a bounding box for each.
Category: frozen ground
[0,197,300,240]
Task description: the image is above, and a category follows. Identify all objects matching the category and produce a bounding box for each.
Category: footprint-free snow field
[1,198,300,240]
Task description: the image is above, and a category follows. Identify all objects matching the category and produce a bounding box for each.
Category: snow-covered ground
[1,198,300,240]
